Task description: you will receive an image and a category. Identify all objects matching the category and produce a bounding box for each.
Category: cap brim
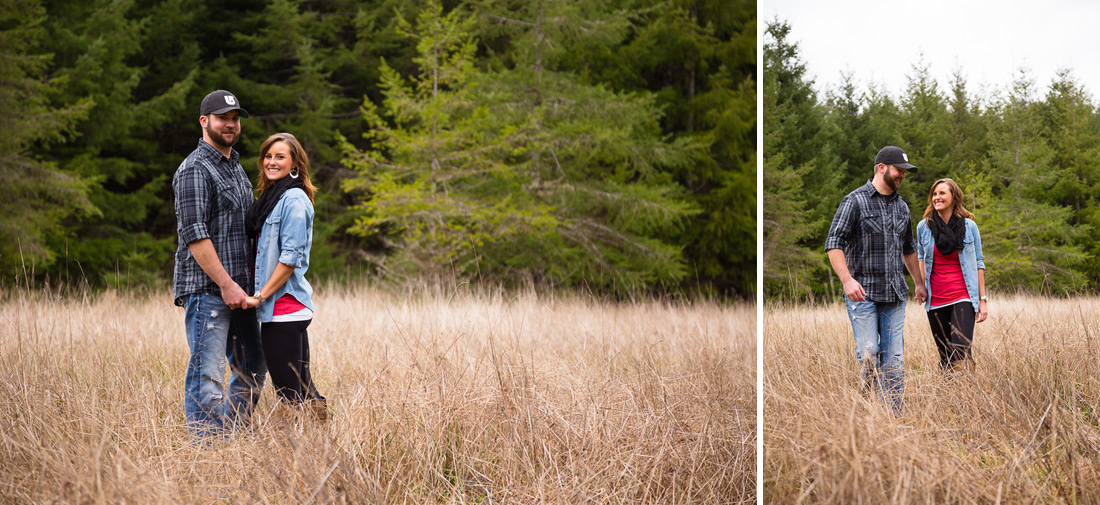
[206,106,249,118]
[895,163,917,172]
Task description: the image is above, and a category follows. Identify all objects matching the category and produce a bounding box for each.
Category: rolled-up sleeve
[175,164,210,245]
[277,197,312,268]
[916,222,926,262]
[824,196,855,251]
[902,215,916,255]
[972,221,985,270]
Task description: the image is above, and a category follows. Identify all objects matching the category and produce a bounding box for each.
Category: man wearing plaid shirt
[825,146,927,416]
[173,90,267,439]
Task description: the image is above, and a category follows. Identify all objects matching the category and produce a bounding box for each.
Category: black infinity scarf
[929,212,965,255]
[245,176,305,238]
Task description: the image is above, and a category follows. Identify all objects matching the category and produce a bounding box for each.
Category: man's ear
[199,115,208,128]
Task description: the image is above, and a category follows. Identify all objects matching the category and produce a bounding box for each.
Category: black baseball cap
[200,90,249,118]
[874,145,917,172]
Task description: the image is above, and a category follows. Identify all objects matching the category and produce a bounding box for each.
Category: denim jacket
[916,217,985,312]
[253,188,315,322]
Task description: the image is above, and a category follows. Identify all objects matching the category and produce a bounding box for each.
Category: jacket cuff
[278,248,305,268]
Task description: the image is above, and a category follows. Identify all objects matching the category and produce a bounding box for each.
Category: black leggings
[927,302,976,366]
[260,319,324,404]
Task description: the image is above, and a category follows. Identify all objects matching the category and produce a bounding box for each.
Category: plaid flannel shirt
[172,140,254,306]
[824,180,917,303]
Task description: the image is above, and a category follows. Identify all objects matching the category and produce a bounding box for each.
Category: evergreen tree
[674,0,756,296]
[822,73,875,187]
[982,70,1087,292]
[548,0,756,295]
[342,0,699,293]
[0,0,93,283]
[942,71,989,181]
[939,71,991,220]
[40,0,196,287]
[763,76,819,297]
[1042,70,1100,283]
[896,57,949,205]
[762,20,826,298]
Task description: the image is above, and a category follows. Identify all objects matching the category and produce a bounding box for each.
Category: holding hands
[914,284,928,305]
[221,283,249,309]
[243,291,264,309]
[221,283,263,309]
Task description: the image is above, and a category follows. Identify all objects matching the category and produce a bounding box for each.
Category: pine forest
[2,0,756,298]
[764,20,1100,300]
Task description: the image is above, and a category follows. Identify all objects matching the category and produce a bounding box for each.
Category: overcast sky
[762,0,1100,102]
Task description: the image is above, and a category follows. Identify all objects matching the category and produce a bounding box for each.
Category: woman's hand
[976,300,988,323]
[244,296,261,309]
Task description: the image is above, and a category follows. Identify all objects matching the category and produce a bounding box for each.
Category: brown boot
[308,398,329,423]
[948,360,974,374]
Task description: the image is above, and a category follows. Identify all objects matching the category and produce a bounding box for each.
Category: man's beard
[205,123,239,148]
[883,168,902,192]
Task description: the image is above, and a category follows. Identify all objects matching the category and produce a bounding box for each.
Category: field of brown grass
[764,295,1100,504]
[0,286,754,504]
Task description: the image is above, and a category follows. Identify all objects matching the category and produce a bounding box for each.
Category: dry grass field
[0,286,754,504]
[764,295,1100,504]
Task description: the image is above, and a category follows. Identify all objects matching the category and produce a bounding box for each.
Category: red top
[930,248,969,306]
[273,293,307,315]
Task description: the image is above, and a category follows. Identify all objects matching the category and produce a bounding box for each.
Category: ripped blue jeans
[844,296,906,415]
[183,293,267,438]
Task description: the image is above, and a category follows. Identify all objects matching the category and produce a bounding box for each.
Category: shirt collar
[860,179,897,201]
[196,138,240,164]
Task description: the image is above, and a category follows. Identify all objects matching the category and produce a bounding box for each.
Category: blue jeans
[844,296,906,415]
[183,293,268,438]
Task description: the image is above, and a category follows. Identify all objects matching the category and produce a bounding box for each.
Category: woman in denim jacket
[244,132,326,420]
[916,178,988,373]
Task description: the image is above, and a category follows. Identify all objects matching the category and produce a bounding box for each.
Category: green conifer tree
[1042,70,1100,284]
[0,0,93,284]
[342,0,699,293]
[39,0,196,287]
[897,57,950,205]
[982,70,1087,292]
[762,20,826,298]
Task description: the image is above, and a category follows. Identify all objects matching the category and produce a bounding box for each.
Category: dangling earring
[290,167,299,179]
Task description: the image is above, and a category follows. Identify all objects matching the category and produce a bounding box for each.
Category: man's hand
[843,278,867,302]
[914,284,928,305]
[188,239,247,309]
[902,252,925,305]
[828,249,865,302]
[221,283,248,309]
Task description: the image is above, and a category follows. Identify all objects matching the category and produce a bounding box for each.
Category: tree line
[764,20,1100,300]
[2,0,755,298]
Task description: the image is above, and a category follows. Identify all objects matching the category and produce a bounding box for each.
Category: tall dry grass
[0,286,754,504]
[764,295,1100,504]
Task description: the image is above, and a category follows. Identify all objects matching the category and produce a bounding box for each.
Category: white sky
[762,0,1100,103]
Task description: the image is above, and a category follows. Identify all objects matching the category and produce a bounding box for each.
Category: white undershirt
[271,306,314,322]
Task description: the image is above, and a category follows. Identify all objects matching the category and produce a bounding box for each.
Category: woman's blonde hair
[922,178,974,222]
[256,132,317,203]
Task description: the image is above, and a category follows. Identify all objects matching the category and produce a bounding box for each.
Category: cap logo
[902,152,908,162]
[224,95,236,105]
